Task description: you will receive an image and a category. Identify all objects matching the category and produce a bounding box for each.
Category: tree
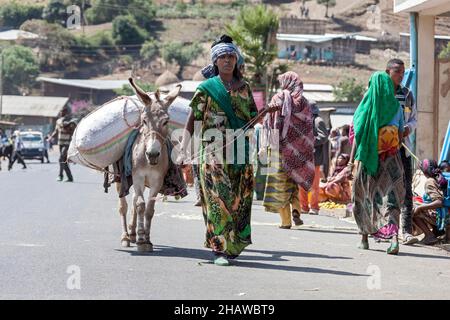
[161,42,203,79]
[42,0,67,26]
[226,5,279,87]
[114,82,156,96]
[439,43,450,60]
[20,19,77,71]
[86,0,156,30]
[333,78,366,103]
[140,39,159,62]
[130,0,157,31]
[1,45,39,95]
[112,15,147,45]
[85,0,129,24]
[0,2,43,28]
[317,0,336,18]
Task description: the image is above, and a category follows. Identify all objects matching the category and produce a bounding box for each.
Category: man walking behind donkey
[50,106,77,182]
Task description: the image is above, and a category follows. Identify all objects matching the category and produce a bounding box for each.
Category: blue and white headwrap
[201,42,244,79]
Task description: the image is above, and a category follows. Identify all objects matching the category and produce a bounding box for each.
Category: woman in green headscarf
[349,71,406,255]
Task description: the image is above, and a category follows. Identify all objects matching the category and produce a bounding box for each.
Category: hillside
[3,0,450,88]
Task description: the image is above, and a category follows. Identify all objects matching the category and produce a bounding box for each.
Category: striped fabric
[263,149,299,213]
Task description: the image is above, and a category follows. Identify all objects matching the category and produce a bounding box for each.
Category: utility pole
[82,0,86,36]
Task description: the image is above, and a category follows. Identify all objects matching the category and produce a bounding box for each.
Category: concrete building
[1,95,69,135]
[394,0,450,160]
[276,33,377,64]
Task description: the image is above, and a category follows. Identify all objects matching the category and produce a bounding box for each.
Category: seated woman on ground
[412,159,450,245]
[319,153,352,204]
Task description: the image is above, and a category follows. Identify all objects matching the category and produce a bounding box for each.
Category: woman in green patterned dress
[179,35,273,266]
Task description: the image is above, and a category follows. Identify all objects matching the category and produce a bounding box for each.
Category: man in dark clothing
[50,107,76,182]
[386,58,418,245]
[8,131,27,170]
[299,101,329,215]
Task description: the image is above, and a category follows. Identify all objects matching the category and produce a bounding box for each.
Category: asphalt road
[1,151,450,300]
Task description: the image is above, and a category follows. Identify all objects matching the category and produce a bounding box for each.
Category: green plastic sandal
[387,242,399,255]
[214,256,230,266]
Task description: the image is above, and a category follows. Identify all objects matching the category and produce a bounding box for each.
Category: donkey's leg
[115,182,130,247]
[144,185,162,251]
[134,178,151,252]
[129,192,138,243]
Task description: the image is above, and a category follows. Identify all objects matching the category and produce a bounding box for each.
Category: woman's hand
[265,103,280,114]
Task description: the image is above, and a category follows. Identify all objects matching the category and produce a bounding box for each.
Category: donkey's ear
[162,84,182,108]
[129,78,152,105]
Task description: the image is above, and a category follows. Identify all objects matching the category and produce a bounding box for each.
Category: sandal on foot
[387,242,399,255]
[279,225,291,229]
[292,210,304,226]
[214,256,230,266]
[402,234,419,245]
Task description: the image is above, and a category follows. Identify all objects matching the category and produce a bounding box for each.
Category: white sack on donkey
[67,85,190,169]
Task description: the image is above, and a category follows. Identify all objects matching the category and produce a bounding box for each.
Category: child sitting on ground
[412,159,450,245]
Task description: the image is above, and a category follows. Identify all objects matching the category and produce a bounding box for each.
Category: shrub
[0,2,43,28]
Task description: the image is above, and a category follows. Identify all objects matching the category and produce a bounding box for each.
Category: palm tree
[226,5,279,88]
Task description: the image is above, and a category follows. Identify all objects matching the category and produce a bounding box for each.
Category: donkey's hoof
[130,234,137,244]
[121,239,131,247]
[137,243,153,252]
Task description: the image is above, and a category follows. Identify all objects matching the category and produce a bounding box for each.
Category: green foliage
[130,0,157,31]
[140,39,159,62]
[85,0,129,24]
[161,42,203,79]
[0,1,43,28]
[439,43,450,60]
[1,45,39,95]
[333,78,366,103]
[112,15,147,45]
[42,0,67,26]
[114,81,156,96]
[226,5,279,86]
[86,0,156,30]
[20,19,77,70]
[86,30,115,47]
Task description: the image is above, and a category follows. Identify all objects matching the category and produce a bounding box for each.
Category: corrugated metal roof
[0,29,39,41]
[304,84,333,91]
[37,77,129,90]
[159,80,200,93]
[161,81,334,94]
[2,95,68,118]
[400,32,450,40]
[277,33,377,43]
[303,91,335,102]
[326,33,377,42]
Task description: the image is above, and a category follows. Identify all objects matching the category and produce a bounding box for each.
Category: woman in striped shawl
[262,72,315,228]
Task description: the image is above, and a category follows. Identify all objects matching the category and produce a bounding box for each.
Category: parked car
[19,131,45,163]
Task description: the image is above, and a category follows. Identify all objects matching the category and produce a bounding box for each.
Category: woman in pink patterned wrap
[262,71,315,228]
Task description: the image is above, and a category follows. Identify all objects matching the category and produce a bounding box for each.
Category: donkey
[116,78,181,252]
